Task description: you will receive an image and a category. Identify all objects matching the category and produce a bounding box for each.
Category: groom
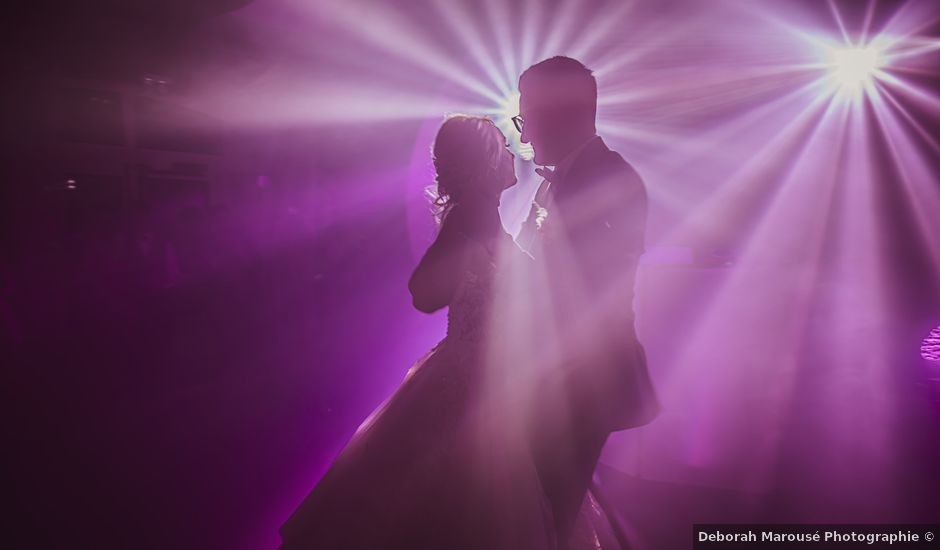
[514,56,660,548]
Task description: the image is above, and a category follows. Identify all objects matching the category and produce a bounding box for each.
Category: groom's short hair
[519,56,597,120]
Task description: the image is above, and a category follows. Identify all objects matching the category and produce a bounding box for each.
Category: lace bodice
[445,249,497,348]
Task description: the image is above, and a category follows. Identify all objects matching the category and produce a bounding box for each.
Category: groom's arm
[515,200,541,254]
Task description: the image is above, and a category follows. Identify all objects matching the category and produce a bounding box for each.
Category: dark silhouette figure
[408,115,516,313]
[278,116,568,549]
[515,56,660,549]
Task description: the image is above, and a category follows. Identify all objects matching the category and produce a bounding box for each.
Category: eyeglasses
[511,115,524,133]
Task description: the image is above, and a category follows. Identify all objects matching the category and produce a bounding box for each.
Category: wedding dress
[279,230,607,549]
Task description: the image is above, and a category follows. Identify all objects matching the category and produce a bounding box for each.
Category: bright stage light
[498,91,520,124]
[923,325,940,362]
[827,46,881,91]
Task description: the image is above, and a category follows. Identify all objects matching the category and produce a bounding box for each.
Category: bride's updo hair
[430,114,504,222]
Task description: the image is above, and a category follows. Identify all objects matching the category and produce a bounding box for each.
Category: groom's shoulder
[604,149,641,181]
[588,146,645,198]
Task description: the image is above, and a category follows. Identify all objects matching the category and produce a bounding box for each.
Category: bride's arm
[408,207,473,313]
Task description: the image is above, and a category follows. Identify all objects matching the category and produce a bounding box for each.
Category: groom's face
[518,90,567,166]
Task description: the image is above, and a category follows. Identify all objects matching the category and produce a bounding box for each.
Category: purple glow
[6,0,940,548]
[219,0,940,542]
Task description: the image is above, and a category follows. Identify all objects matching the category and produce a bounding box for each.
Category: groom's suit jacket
[518,136,659,432]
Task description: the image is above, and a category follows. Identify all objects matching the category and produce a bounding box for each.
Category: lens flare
[827,45,882,91]
[498,91,520,125]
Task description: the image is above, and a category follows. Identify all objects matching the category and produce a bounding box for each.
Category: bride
[278,115,604,549]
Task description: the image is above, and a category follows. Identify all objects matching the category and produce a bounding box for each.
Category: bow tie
[535,166,560,183]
